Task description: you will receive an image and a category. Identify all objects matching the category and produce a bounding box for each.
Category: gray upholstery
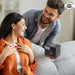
[31,41,75,75]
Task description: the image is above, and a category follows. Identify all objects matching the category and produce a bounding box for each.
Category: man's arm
[44,19,61,47]
[23,10,40,37]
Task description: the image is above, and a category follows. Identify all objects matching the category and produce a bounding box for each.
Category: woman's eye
[22,24,24,26]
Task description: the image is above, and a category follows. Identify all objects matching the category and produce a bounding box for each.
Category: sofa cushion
[31,41,75,75]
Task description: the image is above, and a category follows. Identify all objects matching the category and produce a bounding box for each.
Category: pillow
[31,42,45,58]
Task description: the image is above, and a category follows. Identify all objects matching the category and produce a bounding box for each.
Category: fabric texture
[31,41,75,75]
[0,38,37,75]
[9,43,22,69]
[31,25,48,44]
[18,68,25,75]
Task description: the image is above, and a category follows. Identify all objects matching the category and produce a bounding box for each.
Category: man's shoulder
[54,19,60,22]
[53,19,61,25]
[24,10,42,14]
[23,9,43,18]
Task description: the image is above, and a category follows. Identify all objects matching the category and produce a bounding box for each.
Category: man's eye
[45,9,47,13]
[49,13,54,17]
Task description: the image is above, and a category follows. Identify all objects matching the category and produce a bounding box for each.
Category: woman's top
[0,38,37,75]
[10,43,22,69]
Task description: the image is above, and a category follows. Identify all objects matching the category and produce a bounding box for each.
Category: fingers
[17,43,26,50]
[17,50,22,52]
[17,45,23,50]
[17,43,23,47]
[8,45,14,50]
[3,45,15,58]
[17,43,31,54]
[7,45,15,53]
[17,43,27,48]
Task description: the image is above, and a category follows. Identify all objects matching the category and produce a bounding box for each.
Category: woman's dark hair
[0,13,24,39]
[47,0,65,15]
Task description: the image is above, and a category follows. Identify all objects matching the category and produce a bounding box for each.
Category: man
[23,0,65,47]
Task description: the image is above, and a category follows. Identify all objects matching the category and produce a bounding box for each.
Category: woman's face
[12,18,27,37]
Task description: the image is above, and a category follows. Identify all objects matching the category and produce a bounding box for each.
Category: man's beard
[41,15,53,24]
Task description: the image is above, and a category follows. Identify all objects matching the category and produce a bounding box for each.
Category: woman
[0,13,37,75]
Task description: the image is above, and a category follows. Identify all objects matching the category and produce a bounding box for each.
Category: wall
[56,0,75,42]
[19,0,47,14]
[19,0,75,43]
[56,9,74,43]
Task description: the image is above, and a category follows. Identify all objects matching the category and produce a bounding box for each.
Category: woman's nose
[25,25,27,30]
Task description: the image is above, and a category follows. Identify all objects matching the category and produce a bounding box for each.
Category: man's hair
[0,13,24,39]
[47,0,65,15]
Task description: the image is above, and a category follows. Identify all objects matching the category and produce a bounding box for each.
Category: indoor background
[0,0,75,43]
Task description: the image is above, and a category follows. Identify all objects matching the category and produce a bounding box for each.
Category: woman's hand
[17,43,32,54]
[0,45,15,64]
[17,43,35,64]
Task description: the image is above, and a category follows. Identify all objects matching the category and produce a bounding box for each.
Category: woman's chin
[18,35,24,38]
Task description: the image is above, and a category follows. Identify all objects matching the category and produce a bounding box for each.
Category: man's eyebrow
[45,8,48,12]
[49,13,55,16]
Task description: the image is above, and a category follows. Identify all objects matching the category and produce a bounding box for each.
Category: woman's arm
[17,38,38,71]
[28,50,35,64]
[0,52,6,64]
[17,43,35,64]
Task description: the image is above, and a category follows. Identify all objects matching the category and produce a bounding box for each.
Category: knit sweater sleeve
[29,58,38,71]
[0,63,5,70]
[0,45,5,70]
[21,38,38,71]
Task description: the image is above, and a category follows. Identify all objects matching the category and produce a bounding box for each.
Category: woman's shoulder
[0,38,7,46]
[21,38,30,42]
[18,38,31,45]
[19,38,32,50]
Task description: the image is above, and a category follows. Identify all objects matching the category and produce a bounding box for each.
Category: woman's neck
[4,33,17,44]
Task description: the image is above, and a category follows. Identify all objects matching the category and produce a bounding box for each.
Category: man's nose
[45,13,50,18]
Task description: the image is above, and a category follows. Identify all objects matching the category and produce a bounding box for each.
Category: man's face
[41,5,60,24]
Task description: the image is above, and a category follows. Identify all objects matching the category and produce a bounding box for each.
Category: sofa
[31,41,75,75]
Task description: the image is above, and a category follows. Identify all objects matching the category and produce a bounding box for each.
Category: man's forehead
[45,5,59,15]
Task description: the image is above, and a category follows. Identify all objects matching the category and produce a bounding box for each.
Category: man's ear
[56,15,61,20]
[11,23,15,29]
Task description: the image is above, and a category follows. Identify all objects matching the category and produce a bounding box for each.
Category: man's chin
[41,19,52,24]
[42,21,52,24]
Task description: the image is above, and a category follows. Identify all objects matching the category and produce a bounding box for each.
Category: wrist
[0,53,6,64]
[29,52,35,64]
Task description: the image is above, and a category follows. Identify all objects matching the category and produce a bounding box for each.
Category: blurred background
[0,0,75,43]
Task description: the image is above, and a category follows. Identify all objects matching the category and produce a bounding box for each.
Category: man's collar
[35,12,42,24]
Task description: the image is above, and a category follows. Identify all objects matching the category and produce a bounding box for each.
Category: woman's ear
[11,23,15,29]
